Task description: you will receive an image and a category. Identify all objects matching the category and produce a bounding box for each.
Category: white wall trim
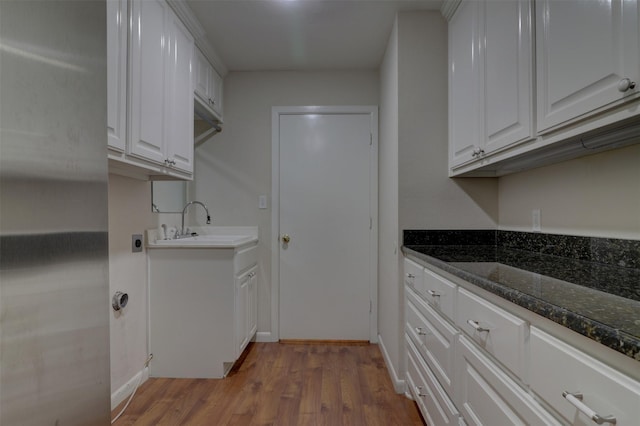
[271,106,379,342]
[111,367,149,410]
[378,333,406,394]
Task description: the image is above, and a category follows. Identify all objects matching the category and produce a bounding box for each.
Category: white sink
[152,234,256,247]
[146,227,259,249]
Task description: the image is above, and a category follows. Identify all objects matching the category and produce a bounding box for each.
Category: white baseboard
[378,333,406,394]
[111,367,149,410]
[255,331,277,342]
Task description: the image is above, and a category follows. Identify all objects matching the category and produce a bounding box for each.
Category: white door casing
[271,106,378,342]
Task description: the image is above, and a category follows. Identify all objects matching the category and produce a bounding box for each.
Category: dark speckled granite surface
[402,230,640,361]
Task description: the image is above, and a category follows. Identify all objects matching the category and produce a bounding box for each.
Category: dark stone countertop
[402,241,640,362]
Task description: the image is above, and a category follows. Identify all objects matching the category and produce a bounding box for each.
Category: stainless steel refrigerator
[0,1,111,424]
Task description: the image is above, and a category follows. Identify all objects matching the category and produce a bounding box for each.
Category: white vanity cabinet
[194,48,223,121]
[536,0,640,133]
[449,0,534,171]
[148,242,258,379]
[235,264,258,357]
[107,0,195,180]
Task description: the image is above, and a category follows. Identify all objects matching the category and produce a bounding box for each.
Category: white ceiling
[186,0,443,71]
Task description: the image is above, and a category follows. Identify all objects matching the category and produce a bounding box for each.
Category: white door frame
[271,106,378,342]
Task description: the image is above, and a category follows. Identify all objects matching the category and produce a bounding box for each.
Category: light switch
[259,195,268,209]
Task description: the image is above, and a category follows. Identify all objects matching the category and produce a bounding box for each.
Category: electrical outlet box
[258,195,267,209]
[132,234,143,252]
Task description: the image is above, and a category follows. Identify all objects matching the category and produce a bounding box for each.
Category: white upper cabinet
[129,0,194,173]
[194,48,224,121]
[449,0,534,171]
[536,0,640,133]
[106,0,127,153]
[448,0,481,168]
[165,10,195,173]
[483,0,534,152]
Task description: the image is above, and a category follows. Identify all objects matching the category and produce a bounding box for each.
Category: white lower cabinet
[404,257,640,426]
[407,335,461,426]
[148,243,258,378]
[407,285,457,394]
[455,336,561,426]
[530,327,640,426]
[456,287,526,380]
[235,264,258,357]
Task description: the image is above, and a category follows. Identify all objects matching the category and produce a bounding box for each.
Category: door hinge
[370,300,372,313]
[369,217,372,230]
[370,133,373,146]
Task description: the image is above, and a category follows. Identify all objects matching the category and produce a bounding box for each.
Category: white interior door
[277,109,375,341]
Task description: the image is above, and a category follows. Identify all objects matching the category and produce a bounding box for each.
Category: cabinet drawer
[424,267,456,320]
[406,285,457,393]
[456,287,526,379]
[404,258,425,295]
[456,336,561,426]
[234,244,257,274]
[407,334,460,425]
[530,327,640,426]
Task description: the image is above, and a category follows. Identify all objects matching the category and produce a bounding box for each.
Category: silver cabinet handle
[428,290,440,298]
[406,273,415,279]
[415,327,427,336]
[466,319,490,333]
[617,77,636,93]
[562,391,617,425]
[416,385,427,398]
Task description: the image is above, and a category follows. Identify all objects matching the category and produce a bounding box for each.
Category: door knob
[281,234,290,244]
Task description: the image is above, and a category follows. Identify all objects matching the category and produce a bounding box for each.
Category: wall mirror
[151,181,187,213]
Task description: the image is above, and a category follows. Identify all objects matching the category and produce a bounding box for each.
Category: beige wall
[378,15,401,388]
[499,144,640,239]
[377,11,499,392]
[108,174,155,400]
[193,70,380,338]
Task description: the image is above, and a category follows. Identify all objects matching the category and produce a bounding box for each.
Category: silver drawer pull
[406,273,416,279]
[416,385,427,397]
[466,319,490,333]
[562,391,617,425]
[428,290,440,298]
[415,327,428,336]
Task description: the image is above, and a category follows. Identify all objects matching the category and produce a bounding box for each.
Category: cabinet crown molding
[166,0,229,77]
[441,0,462,21]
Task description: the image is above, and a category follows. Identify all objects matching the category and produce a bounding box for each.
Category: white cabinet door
[107,0,127,152]
[456,336,561,426]
[536,0,640,132]
[530,327,640,426]
[165,11,194,173]
[449,0,482,168]
[129,0,167,164]
[235,271,250,357]
[194,48,210,102]
[483,0,533,153]
[248,268,258,339]
[209,68,223,118]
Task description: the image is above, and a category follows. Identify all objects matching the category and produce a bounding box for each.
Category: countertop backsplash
[402,229,640,361]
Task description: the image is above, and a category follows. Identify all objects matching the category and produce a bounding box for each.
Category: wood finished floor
[112,342,426,426]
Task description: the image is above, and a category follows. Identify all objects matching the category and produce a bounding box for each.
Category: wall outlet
[532,209,541,232]
[132,234,143,252]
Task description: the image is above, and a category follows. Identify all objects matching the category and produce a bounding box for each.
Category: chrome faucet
[180,201,211,237]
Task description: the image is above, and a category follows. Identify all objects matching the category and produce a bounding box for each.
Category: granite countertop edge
[402,246,640,362]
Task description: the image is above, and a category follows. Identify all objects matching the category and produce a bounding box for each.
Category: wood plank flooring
[112,342,426,426]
